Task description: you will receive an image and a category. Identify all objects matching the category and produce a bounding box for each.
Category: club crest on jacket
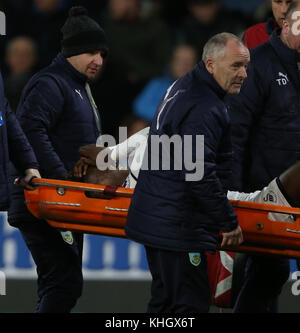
[189,252,201,266]
[61,231,74,245]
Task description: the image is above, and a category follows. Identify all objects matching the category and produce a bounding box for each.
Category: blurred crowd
[0,0,272,139]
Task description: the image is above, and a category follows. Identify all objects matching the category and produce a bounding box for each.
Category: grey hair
[202,32,245,62]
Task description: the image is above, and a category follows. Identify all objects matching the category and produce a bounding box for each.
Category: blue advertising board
[0,212,150,279]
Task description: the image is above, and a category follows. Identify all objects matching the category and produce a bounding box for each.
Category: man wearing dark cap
[7,6,108,313]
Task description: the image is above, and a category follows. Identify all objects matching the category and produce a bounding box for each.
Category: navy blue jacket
[8,53,101,225]
[226,30,300,192]
[0,72,38,211]
[126,62,238,252]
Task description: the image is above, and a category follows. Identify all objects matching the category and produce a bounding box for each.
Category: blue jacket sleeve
[6,98,39,173]
[226,61,265,190]
[181,104,238,233]
[17,77,67,179]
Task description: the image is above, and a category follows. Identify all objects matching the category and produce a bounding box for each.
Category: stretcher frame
[24,178,300,259]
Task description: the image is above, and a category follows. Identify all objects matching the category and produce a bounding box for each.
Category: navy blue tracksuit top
[126,62,238,252]
[226,30,300,192]
[8,53,101,225]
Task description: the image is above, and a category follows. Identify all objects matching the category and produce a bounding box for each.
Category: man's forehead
[223,41,250,60]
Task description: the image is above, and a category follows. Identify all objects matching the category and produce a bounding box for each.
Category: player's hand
[79,144,106,166]
[73,157,90,178]
[221,225,243,248]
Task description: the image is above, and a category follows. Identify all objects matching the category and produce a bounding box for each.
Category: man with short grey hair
[202,32,243,62]
[125,32,248,313]
[202,32,249,95]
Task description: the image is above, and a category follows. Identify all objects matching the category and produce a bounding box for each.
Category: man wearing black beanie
[61,7,108,60]
[7,6,108,312]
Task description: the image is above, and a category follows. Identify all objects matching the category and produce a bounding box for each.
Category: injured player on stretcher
[72,126,299,223]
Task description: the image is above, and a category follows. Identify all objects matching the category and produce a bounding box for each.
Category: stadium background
[0,0,300,312]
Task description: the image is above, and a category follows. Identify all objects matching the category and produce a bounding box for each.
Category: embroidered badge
[263,190,277,204]
[276,72,289,86]
[61,231,74,245]
[189,252,201,267]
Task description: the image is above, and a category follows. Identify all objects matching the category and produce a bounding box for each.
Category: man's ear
[281,19,290,36]
[205,58,214,74]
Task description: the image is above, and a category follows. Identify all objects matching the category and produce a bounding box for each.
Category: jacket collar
[51,53,87,84]
[195,61,227,100]
[269,29,299,66]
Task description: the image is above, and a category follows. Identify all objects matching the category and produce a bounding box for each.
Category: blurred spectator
[178,0,250,57]
[143,0,189,38]
[7,0,71,68]
[4,36,38,111]
[220,0,265,17]
[133,44,198,122]
[100,0,172,91]
[92,0,172,138]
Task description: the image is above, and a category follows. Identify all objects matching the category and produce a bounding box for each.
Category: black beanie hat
[61,6,108,58]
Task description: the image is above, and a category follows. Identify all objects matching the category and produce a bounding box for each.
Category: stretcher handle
[30,178,133,197]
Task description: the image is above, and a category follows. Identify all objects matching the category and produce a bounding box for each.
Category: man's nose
[281,2,289,15]
[239,67,247,80]
[93,53,103,66]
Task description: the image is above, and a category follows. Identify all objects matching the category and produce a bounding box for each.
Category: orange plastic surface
[24,178,300,258]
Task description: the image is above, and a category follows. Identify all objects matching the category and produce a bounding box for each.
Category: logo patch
[75,89,83,100]
[0,111,3,126]
[189,252,201,267]
[61,231,74,245]
[263,190,277,204]
[276,72,289,86]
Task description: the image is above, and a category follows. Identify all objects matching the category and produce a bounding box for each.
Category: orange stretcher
[24,178,300,259]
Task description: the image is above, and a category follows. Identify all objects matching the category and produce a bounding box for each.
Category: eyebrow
[231,61,248,66]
